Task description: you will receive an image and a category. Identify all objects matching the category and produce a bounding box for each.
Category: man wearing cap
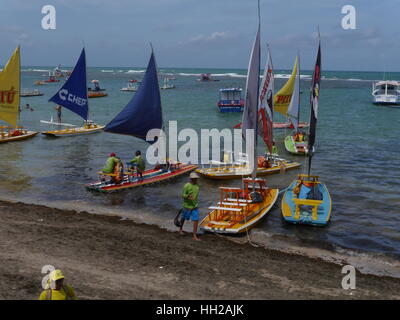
[38,269,77,300]
[180,172,201,241]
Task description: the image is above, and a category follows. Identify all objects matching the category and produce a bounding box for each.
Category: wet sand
[0,200,399,300]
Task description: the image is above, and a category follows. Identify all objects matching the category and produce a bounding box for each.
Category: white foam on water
[126,69,145,73]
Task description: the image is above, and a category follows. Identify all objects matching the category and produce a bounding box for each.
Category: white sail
[241,25,260,176]
[287,55,300,132]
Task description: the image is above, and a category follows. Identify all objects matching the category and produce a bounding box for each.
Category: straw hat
[189,172,199,179]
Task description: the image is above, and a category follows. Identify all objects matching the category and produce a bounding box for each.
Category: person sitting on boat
[102,153,123,183]
[179,172,201,241]
[272,141,278,155]
[130,150,145,181]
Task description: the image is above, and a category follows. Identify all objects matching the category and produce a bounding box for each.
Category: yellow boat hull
[196,161,301,180]
[200,188,279,234]
[0,130,38,143]
[42,125,105,137]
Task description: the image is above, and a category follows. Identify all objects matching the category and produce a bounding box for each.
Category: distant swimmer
[25,103,34,112]
[38,269,77,300]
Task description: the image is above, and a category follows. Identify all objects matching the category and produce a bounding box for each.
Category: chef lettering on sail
[58,89,87,107]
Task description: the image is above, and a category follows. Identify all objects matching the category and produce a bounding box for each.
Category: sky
[0,0,399,71]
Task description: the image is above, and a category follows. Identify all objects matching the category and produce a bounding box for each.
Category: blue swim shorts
[182,208,199,221]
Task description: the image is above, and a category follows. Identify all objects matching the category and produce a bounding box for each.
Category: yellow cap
[49,269,65,282]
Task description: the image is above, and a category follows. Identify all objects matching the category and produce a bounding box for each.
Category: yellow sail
[0,46,20,126]
[274,56,298,117]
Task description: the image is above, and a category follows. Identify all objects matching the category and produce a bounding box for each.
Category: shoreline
[0,199,399,299]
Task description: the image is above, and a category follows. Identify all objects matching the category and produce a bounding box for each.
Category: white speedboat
[372,81,400,106]
[120,82,138,92]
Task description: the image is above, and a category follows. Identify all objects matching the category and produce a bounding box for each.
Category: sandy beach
[0,200,399,300]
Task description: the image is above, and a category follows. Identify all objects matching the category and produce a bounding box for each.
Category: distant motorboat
[197,73,220,82]
[160,77,175,90]
[372,80,400,106]
[20,89,44,97]
[217,88,244,112]
[120,82,138,92]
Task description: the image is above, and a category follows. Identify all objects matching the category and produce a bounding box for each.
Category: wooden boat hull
[0,130,38,143]
[200,188,279,234]
[281,176,331,226]
[86,164,198,192]
[42,125,104,137]
[284,135,307,155]
[196,160,301,180]
[88,92,108,98]
[273,122,308,129]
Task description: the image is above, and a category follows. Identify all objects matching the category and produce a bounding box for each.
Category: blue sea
[1,66,399,277]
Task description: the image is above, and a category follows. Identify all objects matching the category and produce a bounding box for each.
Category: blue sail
[104,51,162,143]
[49,48,88,120]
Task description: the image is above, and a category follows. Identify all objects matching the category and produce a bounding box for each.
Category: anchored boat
[372,80,400,106]
[20,89,44,97]
[283,55,308,155]
[160,77,175,90]
[200,12,278,234]
[197,47,301,179]
[86,48,197,192]
[42,48,104,137]
[281,32,332,226]
[217,88,244,112]
[0,46,38,143]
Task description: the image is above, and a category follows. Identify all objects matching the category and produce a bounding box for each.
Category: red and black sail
[307,35,321,173]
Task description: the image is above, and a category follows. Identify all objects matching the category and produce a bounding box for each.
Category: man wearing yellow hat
[38,269,77,300]
[179,172,201,241]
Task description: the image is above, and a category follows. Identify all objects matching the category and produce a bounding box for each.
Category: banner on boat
[308,39,321,158]
[258,49,274,154]
[274,57,298,117]
[0,46,20,126]
[49,48,88,120]
[104,51,163,144]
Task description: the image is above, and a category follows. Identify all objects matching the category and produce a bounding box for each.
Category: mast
[253,0,261,185]
[297,52,300,132]
[307,28,322,175]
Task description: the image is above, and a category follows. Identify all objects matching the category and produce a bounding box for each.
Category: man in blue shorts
[179,172,200,241]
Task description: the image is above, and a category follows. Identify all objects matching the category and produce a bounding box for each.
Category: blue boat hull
[218,106,244,113]
[281,179,332,226]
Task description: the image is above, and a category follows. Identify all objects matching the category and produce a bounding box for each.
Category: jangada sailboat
[283,55,308,155]
[273,56,308,129]
[0,46,38,143]
[196,48,301,180]
[281,33,332,226]
[41,48,104,137]
[200,15,279,234]
[86,48,197,192]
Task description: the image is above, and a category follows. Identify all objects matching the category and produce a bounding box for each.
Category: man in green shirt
[130,150,145,181]
[102,153,123,184]
[179,172,200,241]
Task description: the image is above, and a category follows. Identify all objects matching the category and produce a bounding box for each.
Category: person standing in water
[179,172,201,241]
[55,105,62,123]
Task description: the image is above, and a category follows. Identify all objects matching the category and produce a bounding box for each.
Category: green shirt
[272,145,278,155]
[130,155,145,172]
[102,157,118,174]
[182,182,200,209]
